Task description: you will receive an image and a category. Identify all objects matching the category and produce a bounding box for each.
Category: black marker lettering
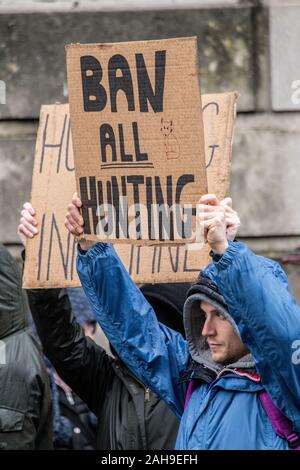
[79,176,98,234]
[47,214,71,281]
[39,114,67,174]
[136,50,166,112]
[37,213,46,281]
[176,174,195,239]
[183,248,200,272]
[65,117,75,171]
[100,124,117,163]
[81,56,107,112]
[119,124,133,162]
[108,54,135,112]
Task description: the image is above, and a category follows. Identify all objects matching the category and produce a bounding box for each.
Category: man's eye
[216,312,225,320]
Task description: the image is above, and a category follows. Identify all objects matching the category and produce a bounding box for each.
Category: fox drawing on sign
[161,118,180,160]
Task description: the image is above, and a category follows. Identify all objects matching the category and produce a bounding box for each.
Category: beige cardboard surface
[66,37,207,244]
[202,92,238,200]
[23,92,237,288]
[23,104,77,288]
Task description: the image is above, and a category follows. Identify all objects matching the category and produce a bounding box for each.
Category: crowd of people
[0,193,299,450]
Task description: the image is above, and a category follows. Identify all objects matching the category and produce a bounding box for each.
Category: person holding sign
[0,244,53,450]
[19,203,187,450]
[63,192,300,450]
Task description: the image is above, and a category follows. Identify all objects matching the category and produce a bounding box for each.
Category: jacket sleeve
[205,241,300,433]
[76,243,190,418]
[27,287,114,416]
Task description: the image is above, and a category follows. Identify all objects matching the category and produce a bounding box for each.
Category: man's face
[201,301,249,364]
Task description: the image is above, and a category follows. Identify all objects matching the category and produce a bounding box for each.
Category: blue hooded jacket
[76,241,300,450]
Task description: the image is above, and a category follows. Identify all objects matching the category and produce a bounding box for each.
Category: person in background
[0,243,52,450]
[47,288,98,450]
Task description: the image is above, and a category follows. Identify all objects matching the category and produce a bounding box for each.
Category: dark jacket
[44,356,97,450]
[27,287,180,450]
[0,244,53,450]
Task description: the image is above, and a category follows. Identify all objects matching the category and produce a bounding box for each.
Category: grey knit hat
[183,274,254,371]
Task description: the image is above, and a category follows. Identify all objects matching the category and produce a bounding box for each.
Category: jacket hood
[0,243,30,339]
[140,282,189,337]
[183,274,255,373]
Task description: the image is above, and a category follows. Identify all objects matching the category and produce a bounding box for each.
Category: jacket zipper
[116,361,151,402]
[66,390,75,406]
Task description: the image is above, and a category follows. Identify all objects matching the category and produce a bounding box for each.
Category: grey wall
[1,1,300,266]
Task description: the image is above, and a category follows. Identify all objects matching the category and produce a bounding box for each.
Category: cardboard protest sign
[23,92,237,288]
[65,37,207,245]
[23,104,76,288]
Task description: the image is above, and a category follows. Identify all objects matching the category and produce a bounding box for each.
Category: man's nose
[202,318,216,337]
